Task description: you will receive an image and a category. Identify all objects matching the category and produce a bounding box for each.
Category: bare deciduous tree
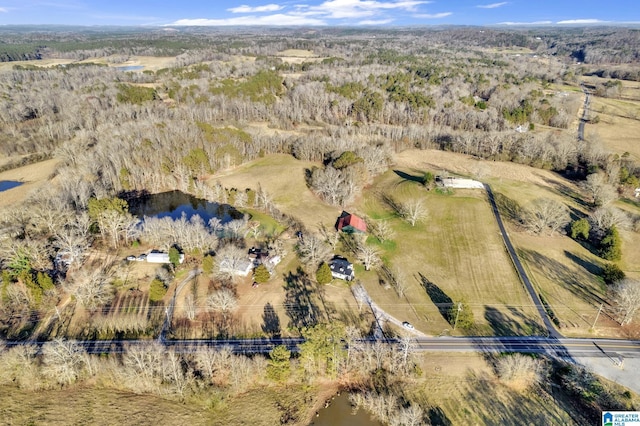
[397,335,417,372]
[41,338,87,386]
[610,279,640,326]
[162,348,193,397]
[401,199,427,227]
[0,344,41,390]
[216,244,248,277]
[207,288,238,320]
[523,198,569,235]
[224,217,248,240]
[496,353,545,390]
[319,223,340,250]
[297,234,332,268]
[590,206,632,233]
[357,243,381,271]
[195,346,233,385]
[582,173,617,206]
[63,268,114,311]
[370,219,395,243]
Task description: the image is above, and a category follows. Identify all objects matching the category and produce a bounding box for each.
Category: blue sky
[0,0,637,26]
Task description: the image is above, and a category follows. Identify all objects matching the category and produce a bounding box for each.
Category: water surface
[128,190,242,224]
[310,393,381,426]
[116,65,144,71]
[0,181,23,192]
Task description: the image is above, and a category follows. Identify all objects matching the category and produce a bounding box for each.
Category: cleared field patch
[275,49,327,65]
[485,174,626,336]
[209,154,340,232]
[588,96,640,160]
[0,386,210,425]
[0,158,59,207]
[511,232,620,337]
[394,149,575,191]
[411,353,580,425]
[616,200,640,281]
[359,170,542,336]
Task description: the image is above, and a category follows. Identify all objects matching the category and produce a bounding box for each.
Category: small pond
[128,190,243,224]
[310,393,381,426]
[0,181,23,192]
[116,65,144,71]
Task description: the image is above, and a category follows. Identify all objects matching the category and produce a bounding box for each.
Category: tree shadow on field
[564,250,602,277]
[458,369,579,426]
[518,249,606,307]
[427,407,452,426]
[540,176,590,209]
[484,306,545,337]
[283,267,323,331]
[393,169,424,184]
[492,192,524,224]
[262,303,281,338]
[419,273,453,324]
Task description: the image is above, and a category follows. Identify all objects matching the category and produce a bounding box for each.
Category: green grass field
[357,170,543,336]
[210,154,340,232]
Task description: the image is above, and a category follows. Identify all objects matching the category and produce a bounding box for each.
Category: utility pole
[453,302,462,330]
[592,303,603,330]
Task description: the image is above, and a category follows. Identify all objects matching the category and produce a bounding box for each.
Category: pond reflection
[310,394,381,426]
[127,190,242,224]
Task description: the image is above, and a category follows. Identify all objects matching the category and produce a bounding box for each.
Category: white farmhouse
[329,256,355,281]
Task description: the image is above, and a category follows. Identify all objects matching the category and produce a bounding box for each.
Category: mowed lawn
[588,96,640,161]
[359,170,543,336]
[581,76,640,161]
[209,154,340,232]
[488,177,622,337]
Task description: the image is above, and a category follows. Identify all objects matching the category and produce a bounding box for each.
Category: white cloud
[227,4,284,13]
[498,20,552,25]
[172,0,433,27]
[300,0,428,19]
[358,18,394,25]
[477,2,507,8]
[171,14,326,26]
[89,13,159,22]
[0,7,8,12]
[415,12,451,19]
[556,19,604,24]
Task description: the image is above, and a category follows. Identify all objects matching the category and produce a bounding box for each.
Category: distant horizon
[0,0,637,27]
[1,22,640,30]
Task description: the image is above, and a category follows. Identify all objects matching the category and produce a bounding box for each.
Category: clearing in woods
[393,149,636,337]
[357,168,542,336]
[209,153,340,232]
[583,76,640,161]
[0,158,59,207]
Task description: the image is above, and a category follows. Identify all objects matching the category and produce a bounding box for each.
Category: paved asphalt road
[5,336,640,359]
[484,184,561,338]
[578,83,591,141]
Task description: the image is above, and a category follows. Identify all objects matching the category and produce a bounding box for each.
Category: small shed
[336,211,367,233]
[146,252,184,264]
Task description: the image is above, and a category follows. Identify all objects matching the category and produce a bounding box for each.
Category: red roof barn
[336,211,367,233]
